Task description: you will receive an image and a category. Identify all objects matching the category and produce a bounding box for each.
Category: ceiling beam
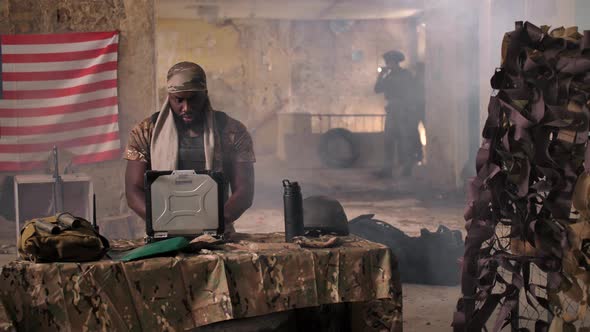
[156,0,423,20]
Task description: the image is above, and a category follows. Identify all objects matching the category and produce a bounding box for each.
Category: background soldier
[374,50,422,178]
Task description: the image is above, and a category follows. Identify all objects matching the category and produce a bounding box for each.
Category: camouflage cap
[166,61,208,93]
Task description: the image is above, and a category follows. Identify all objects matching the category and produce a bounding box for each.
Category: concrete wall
[0,0,156,224]
[575,0,590,30]
[156,18,292,155]
[288,19,417,116]
[419,0,576,189]
[421,0,481,188]
[155,17,417,155]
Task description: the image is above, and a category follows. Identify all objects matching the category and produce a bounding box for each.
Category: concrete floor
[0,158,466,331]
[403,284,459,332]
[239,157,466,237]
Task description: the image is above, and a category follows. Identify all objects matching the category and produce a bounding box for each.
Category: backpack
[18,212,110,262]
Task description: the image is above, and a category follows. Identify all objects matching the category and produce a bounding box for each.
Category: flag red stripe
[0,97,118,117]
[0,31,121,171]
[3,62,117,81]
[2,43,118,63]
[0,31,117,45]
[0,114,118,135]
[2,79,117,99]
[72,149,121,164]
[0,132,119,153]
[0,161,47,171]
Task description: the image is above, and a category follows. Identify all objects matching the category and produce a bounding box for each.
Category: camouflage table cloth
[0,233,401,331]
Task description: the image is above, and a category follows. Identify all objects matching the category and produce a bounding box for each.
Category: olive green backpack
[18,212,110,262]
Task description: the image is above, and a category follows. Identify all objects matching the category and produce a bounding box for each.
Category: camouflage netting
[0,233,401,332]
[454,22,590,331]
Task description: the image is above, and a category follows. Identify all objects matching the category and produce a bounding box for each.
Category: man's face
[384,59,398,68]
[168,91,208,125]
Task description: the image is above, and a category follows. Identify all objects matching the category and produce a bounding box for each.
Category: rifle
[52,146,64,214]
[93,194,99,232]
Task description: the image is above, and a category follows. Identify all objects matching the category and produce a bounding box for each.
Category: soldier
[124,61,255,233]
[374,50,421,178]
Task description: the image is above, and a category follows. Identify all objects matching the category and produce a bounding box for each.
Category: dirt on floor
[0,156,467,331]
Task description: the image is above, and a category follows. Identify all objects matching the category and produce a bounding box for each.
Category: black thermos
[283,179,304,242]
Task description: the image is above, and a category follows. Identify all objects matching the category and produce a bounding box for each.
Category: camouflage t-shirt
[124,111,255,172]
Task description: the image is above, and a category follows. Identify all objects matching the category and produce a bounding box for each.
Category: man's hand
[379,67,394,79]
[375,67,392,93]
[125,160,147,220]
[224,161,255,230]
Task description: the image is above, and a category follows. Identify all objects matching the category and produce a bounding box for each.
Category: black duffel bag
[349,214,463,285]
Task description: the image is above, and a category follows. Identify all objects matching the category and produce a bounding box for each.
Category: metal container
[283,179,304,242]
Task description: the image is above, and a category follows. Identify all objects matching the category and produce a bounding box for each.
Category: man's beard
[172,110,205,129]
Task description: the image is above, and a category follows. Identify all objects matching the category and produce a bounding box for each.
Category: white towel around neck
[150,97,215,171]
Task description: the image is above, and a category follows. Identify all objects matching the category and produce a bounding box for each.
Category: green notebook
[119,237,190,262]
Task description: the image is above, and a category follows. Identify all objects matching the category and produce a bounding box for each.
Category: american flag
[0,31,121,171]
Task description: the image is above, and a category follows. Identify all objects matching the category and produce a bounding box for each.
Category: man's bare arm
[125,160,147,220]
[224,162,255,224]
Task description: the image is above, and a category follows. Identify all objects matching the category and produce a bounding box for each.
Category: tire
[317,128,360,168]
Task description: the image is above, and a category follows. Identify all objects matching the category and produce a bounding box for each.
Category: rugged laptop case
[144,170,224,241]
